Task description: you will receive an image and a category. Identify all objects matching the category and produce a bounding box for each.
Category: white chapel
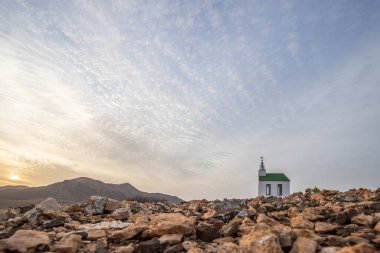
[258,157,290,197]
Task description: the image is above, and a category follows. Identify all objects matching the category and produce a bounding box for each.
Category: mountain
[0,177,183,208]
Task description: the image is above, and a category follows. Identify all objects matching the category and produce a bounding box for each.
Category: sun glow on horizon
[9,174,20,181]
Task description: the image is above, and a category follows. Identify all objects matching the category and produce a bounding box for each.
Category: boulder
[115,245,135,253]
[84,196,108,215]
[289,237,318,253]
[374,221,380,233]
[351,214,374,226]
[271,224,292,249]
[158,234,183,245]
[134,239,164,253]
[220,218,241,237]
[110,207,132,220]
[87,229,106,240]
[320,247,341,253]
[240,224,284,253]
[290,229,323,243]
[257,213,281,226]
[315,222,339,233]
[290,215,315,230]
[36,197,62,211]
[51,233,82,253]
[163,244,185,253]
[0,230,50,253]
[104,198,122,213]
[195,222,219,242]
[216,242,244,253]
[336,243,374,253]
[148,213,195,236]
[109,223,148,241]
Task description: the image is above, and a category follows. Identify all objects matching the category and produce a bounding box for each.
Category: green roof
[259,173,290,181]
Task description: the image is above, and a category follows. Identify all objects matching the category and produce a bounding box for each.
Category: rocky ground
[0,188,380,253]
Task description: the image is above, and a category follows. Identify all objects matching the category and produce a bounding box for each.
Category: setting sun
[9,174,20,181]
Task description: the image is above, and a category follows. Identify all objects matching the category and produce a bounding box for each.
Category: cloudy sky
[0,0,379,200]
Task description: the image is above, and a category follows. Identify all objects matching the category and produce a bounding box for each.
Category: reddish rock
[240,224,284,253]
[0,230,50,253]
[336,242,374,253]
[216,242,244,253]
[104,198,122,212]
[51,233,82,253]
[351,214,374,226]
[87,229,106,240]
[257,213,281,226]
[315,222,339,233]
[109,223,148,241]
[220,218,241,237]
[290,215,315,230]
[148,213,195,236]
[373,221,380,233]
[289,237,318,253]
[158,234,183,245]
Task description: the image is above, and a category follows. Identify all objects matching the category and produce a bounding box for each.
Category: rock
[335,212,349,225]
[18,204,35,214]
[195,222,219,242]
[87,229,106,240]
[336,243,374,253]
[289,237,318,253]
[80,220,130,230]
[0,230,50,253]
[257,213,281,226]
[343,236,369,245]
[36,197,62,211]
[187,248,205,253]
[315,222,339,233]
[182,241,199,251]
[220,219,241,237]
[84,196,108,215]
[323,235,345,247]
[237,210,249,218]
[238,217,255,236]
[115,245,135,253]
[163,243,184,253]
[158,234,183,245]
[374,221,380,233]
[23,207,39,226]
[351,214,374,226]
[148,213,195,236]
[42,216,67,229]
[290,229,323,243]
[134,238,163,253]
[110,207,132,220]
[320,247,341,253]
[213,236,235,243]
[271,224,292,249]
[216,242,244,253]
[202,209,216,220]
[240,224,284,253]
[0,209,16,221]
[104,198,122,212]
[51,233,82,253]
[109,223,148,241]
[290,215,315,230]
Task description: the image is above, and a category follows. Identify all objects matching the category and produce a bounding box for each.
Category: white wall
[258,181,290,197]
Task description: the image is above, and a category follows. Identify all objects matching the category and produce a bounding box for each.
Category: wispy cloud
[0,1,379,199]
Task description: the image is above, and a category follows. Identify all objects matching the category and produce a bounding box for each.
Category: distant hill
[0,177,183,208]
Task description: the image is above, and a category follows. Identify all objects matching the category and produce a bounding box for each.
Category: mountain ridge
[0,177,183,208]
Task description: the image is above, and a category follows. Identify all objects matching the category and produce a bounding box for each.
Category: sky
[0,0,379,200]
